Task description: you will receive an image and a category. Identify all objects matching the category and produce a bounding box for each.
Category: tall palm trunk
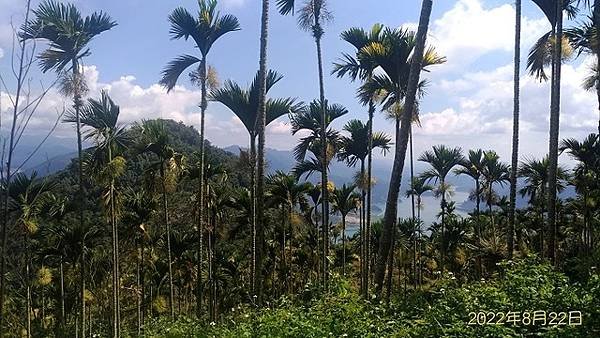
[197,57,207,318]
[315,30,329,288]
[475,178,482,275]
[208,212,214,321]
[25,233,31,338]
[196,172,204,317]
[60,257,65,332]
[0,2,31,332]
[249,134,257,294]
[373,0,432,291]
[410,126,417,286]
[547,0,563,265]
[108,146,119,338]
[280,205,286,292]
[255,0,270,306]
[342,213,347,276]
[136,235,141,336]
[508,0,521,259]
[540,186,546,255]
[417,197,423,286]
[365,101,375,296]
[385,221,396,304]
[594,0,600,134]
[359,159,366,292]
[440,177,446,273]
[488,182,497,246]
[161,166,175,320]
[72,60,88,338]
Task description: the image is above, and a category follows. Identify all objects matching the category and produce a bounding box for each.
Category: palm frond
[160,54,202,91]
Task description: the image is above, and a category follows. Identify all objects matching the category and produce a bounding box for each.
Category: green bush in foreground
[144,257,600,337]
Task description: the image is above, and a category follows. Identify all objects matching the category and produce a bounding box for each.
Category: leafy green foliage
[145,257,600,337]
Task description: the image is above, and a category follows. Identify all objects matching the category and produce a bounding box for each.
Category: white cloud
[1,64,302,150]
[418,57,599,159]
[428,0,549,69]
[0,48,4,59]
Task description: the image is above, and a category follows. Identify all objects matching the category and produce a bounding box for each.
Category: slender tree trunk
[488,183,497,247]
[359,159,366,293]
[359,193,364,292]
[342,214,346,276]
[385,221,396,304]
[136,236,141,336]
[71,59,87,338]
[440,177,446,273]
[508,0,521,259]
[255,0,269,305]
[280,205,286,292]
[250,134,257,295]
[315,31,329,289]
[208,213,214,322]
[60,257,65,332]
[197,57,207,317]
[161,167,175,320]
[108,147,118,338]
[25,233,31,338]
[141,233,146,330]
[410,126,417,286]
[365,101,375,296]
[547,0,563,265]
[212,215,218,321]
[540,187,546,255]
[417,200,423,287]
[475,178,482,275]
[374,0,432,295]
[594,0,600,134]
[41,285,46,331]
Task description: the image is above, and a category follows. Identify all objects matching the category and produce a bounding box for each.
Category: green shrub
[145,257,600,338]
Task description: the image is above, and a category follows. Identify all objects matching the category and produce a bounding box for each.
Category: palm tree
[509,0,522,258]
[332,24,385,294]
[122,189,156,335]
[331,184,360,276]
[455,150,486,237]
[8,173,55,338]
[204,172,231,321]
[481,151,510,246]
[454,149,486,274]
[419,145,464,273]
[405,177,433,286]
[290,99,347,282]
[256,0,271,304]
[66,91,129,336]
[528,0,577,264]
[267,171,311,291]
[560,134,599,252]
[276,0,333,287]
[338,119,392,224]
[21,3,116,334]
[138,120,185,320]
[160,0,239,313]
[337,119,390,288]
[211,69,301,295]
[357,6,443,291]
[518,156,569,255]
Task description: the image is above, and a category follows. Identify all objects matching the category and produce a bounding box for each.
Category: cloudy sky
[1,0,598,167]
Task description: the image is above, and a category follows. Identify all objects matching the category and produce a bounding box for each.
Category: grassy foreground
[144,257,600,337]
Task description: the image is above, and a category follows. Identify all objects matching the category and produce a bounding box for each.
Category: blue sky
[1,0,599,167]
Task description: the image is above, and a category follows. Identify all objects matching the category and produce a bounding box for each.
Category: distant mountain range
[22,142,556,222]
